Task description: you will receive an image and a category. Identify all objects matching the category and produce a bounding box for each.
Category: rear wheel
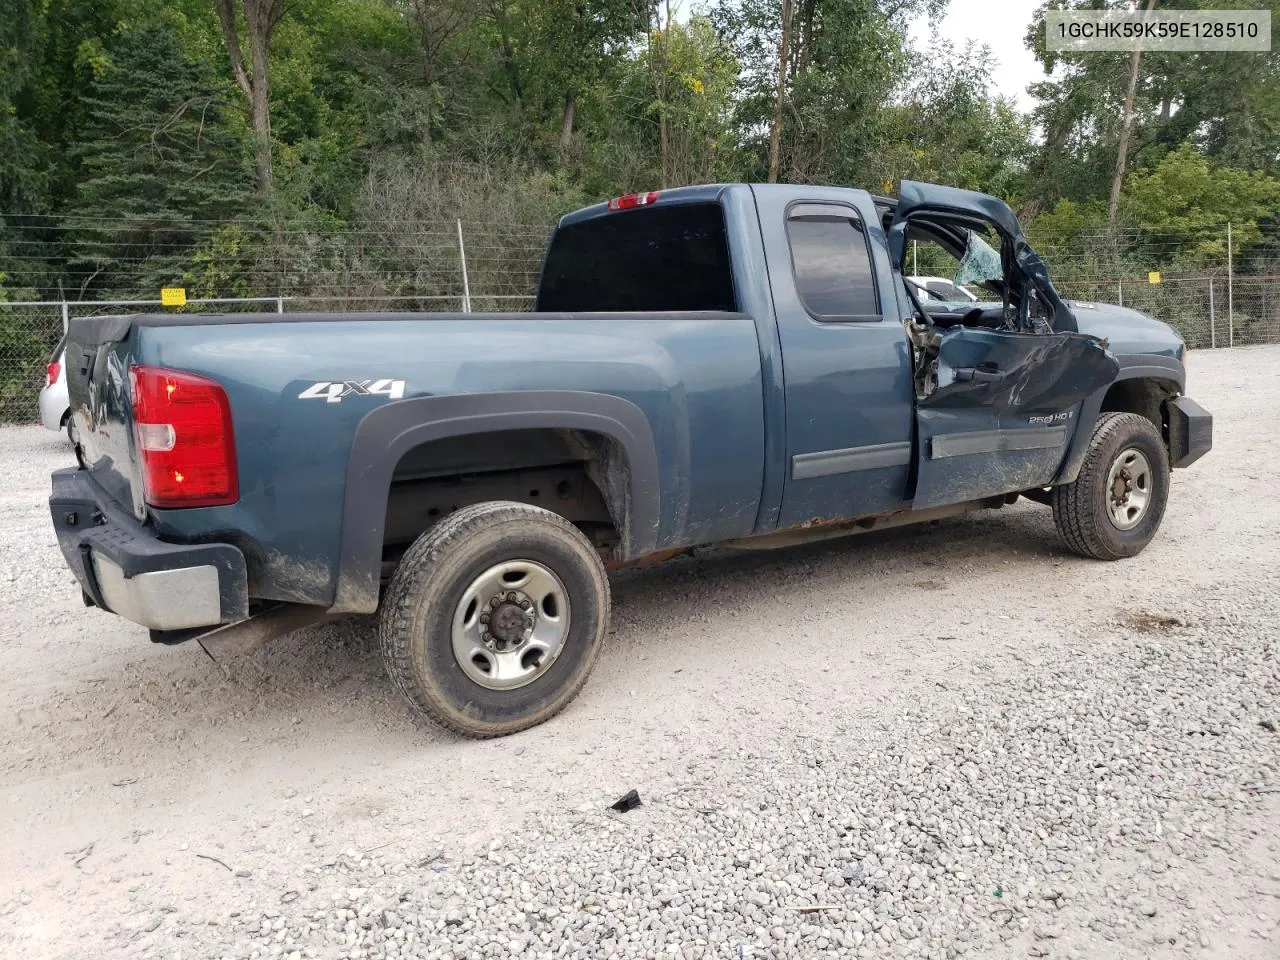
[379,500,610,738]
[1051,412,1170,560]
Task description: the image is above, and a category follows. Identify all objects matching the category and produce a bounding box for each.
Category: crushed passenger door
[885,181,1120,508]
[912,327,1117,508]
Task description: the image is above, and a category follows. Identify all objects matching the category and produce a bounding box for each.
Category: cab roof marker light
[607,192,660,211]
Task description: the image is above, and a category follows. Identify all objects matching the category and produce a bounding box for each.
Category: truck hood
[928,297,1184,361]
[1065,300,1184,359]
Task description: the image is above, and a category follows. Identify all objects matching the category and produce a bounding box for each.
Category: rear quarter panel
[134,312,765,605]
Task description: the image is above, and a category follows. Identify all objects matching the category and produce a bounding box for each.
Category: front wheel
[1051,412,1170,560]
[379,501,611,738]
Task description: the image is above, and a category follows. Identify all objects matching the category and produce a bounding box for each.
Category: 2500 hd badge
[1029,411,1074,425]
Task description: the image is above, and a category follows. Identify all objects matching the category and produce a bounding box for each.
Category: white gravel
[1,346,1278,960]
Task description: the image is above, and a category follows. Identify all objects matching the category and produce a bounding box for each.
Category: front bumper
[49,468,248,630]
[1168,396,1212,469]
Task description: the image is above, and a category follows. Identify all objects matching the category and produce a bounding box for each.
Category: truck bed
[65,309,767,607]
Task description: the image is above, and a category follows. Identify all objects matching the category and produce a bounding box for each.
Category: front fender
[329,390,661,614]
[1052,355,1186,486]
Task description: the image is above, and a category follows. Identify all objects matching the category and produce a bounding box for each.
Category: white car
[38,336,72,439]
[907,275,979,303]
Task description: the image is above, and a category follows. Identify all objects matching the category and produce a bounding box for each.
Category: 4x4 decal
[298,379,406,404]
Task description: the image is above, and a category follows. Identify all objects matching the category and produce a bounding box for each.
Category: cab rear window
[536,203,737,313]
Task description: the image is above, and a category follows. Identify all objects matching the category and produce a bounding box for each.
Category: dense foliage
[0,0,1277,303]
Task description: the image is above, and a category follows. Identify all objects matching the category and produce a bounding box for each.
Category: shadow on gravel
[17,502,1063,764]
[610,502,1059,606]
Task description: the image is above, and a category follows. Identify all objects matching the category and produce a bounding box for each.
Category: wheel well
[1099,377,1179,436]
[381,428,629,568]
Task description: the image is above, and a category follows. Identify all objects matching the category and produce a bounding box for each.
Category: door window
[787,207,880,321]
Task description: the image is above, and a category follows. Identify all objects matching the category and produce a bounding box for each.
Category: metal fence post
[1208,278,1216,349]
[1118,279,1123,307]
[61,300,69,333]
[1227,221,1234,347]
[456,219,472,314]
[276,296,284,314]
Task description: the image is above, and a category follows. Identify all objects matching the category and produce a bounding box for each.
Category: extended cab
[52,181,1212,736]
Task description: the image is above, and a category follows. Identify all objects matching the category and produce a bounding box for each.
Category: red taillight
[129,365,238,508]
[607,191,660,211]
[46,360,61,386]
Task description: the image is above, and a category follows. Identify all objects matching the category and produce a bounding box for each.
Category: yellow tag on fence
[1147,271,1161,285]
[161,287,187,307]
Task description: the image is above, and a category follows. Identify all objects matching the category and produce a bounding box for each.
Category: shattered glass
[954,230,1004,288]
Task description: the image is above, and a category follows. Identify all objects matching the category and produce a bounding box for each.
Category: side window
[787,208,880,321]
[904,221,1004,307]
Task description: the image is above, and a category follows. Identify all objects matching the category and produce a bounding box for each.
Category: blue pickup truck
[51,180,1212,737]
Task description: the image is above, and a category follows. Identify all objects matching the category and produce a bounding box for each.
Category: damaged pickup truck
[51,181,1212,737]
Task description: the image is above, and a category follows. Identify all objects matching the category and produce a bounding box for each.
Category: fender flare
[329,390,661,614]
[1053,354,1185,486]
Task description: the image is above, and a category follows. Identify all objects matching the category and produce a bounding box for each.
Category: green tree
[872,40,1034,199]
[216,0,286,195]
[1027,144,1280,279]
[66,23,252,296]
[523,0,647,154]
[0,0,45,217]
[1024,0,1280,214]
[712,0,945,186]
[619,14,739,188]
[1121,142,1280,265]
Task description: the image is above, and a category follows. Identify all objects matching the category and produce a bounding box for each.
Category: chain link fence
[0,214,551,422]
[0,291,538,423]
[4,214,1280,423]
[1055,274,1280,350]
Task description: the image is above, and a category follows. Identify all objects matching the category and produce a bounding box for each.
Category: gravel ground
[1,345,1278,960]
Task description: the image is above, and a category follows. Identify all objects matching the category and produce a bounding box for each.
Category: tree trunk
[767,0,794,183]
[249,28,272,196]
[659,110,670,188]
[413,0,436,86]
[652,0,671,187]
[797,0,815,73]
[1109,0,1158,223]
[559,90,575,153]
[215,0,281,197]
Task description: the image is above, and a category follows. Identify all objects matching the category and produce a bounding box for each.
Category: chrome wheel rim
[451,560,570,690]
[1105,447,1152,531]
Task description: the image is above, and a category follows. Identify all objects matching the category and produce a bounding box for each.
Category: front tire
[379,501,610,738]
[1052,412,1170,560]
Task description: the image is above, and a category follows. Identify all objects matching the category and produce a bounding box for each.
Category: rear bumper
[49,468,248,630]
[38,381,69,433]
[1168,396,1212,469]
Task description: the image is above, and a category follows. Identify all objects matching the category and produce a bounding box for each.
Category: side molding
[931,427,1068,460]
[791,441,912,480]
[330,391,661,614]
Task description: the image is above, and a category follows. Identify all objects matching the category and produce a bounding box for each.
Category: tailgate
[65,314,142,516]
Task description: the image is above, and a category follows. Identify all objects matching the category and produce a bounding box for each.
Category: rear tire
[378,500,610,738]
[1052,412,1170,560]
